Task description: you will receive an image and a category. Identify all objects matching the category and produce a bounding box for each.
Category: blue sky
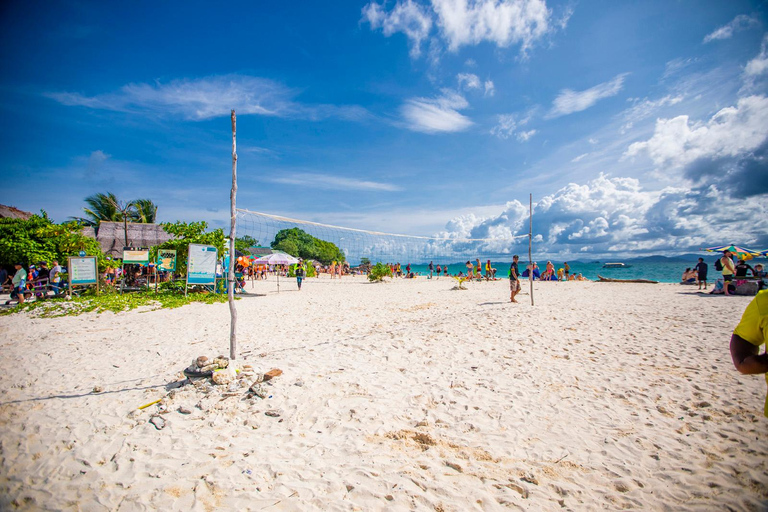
[1,0,766,258]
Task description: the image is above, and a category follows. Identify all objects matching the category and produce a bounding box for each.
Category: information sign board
[68,256,98,286]
[156,249,177,272]
[123,247,150,265]
[187,244,217,285]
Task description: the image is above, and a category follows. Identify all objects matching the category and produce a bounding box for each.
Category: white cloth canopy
[252,252,299,265]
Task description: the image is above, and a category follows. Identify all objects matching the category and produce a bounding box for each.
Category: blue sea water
[399,257,768,283]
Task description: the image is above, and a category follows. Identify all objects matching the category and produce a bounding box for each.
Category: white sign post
[68,256,99,295]
[186,243,218,296]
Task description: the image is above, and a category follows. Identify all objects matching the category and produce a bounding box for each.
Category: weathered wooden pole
[229,110,238,361]
[529,193,534,306]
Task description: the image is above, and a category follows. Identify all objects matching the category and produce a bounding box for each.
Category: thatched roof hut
[0,204,33,220]
[92,221,173,258]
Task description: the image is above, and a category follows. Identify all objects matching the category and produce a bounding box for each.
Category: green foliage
[158,221,226,277]
[0,214,109,270]
[271,227,345,265]
[0,290,229,318]
[368,262,392,282]
[234,235,259,254]
[360,257,371,266]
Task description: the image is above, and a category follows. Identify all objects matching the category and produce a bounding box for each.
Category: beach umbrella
[252,252,300,292]
[704,244,762,260]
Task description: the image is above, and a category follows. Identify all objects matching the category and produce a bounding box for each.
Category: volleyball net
[235,209,532,264]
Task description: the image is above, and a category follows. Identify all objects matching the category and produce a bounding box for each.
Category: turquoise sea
[400,257,768,284]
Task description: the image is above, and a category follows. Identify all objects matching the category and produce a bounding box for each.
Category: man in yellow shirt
[730,290,768,416]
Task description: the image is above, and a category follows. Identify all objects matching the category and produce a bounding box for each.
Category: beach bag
[714,259,723,271]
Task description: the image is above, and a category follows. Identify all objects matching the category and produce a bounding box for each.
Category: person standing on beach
[564,262,570,280]
[11,263,27,304]
[730,290,768,417]
[436,264,441,279]
[509,255,521,303]
[721,250,736,295]
[295,261,306,290]
[694,258,708,290]
[428,261,434,279]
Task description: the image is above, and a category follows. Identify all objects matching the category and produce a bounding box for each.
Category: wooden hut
[92,221,173,258]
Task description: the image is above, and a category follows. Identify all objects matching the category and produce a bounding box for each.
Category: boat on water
[602,262,632,268]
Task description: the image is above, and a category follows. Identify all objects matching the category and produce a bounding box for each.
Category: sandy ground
[0,275,766,511]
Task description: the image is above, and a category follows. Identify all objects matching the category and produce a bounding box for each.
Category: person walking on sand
[721,250,736,295]
[730,290,768,417]
[509,255,521,303]
[428,261,434,279]
[694,257,708,290]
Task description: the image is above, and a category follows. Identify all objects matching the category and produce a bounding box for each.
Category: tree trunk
[228,110,238,361]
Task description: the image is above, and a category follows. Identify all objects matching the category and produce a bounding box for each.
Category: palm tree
[72,192,158,246]
[132,199,158,223]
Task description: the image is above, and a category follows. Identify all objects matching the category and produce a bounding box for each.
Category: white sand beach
[0,276,766,511]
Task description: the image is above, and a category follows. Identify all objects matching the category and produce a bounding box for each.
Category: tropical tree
[72,192,158,246]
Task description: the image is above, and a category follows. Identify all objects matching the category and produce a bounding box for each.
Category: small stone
[213,356,229,369]
[200,363,219,373]
[416,420,429,427]
[196,356,209,368]
[521,472,538,485]
[263,369,283,381]
[346,484,354,492]
[265,410,280,417]
[250,383,268,398]
[212,371,234,386]
[149,415,165,430]
[178,406,192,415]
[294,380,304,387]
[92,386,103,394]
[385,495,394,501]
[696,401,712,408]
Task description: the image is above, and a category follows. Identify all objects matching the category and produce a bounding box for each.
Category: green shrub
[368,262,392,282]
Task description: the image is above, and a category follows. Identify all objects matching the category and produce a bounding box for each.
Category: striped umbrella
[704,245,762,260]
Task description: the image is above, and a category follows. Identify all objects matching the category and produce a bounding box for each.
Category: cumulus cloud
[703,14,759,43]
[46,74,369,121]
[619,94,684,134]
[457,72,481,90]
[624,95,768,169]
[745,33,768,76]
[401,89,473,133]
[362,0,433,57]
[548,73,628,118]
[437,174,768,257]
[363,0,563,59]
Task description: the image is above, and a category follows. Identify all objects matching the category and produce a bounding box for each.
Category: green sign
[156,249,177,272]
[123,247,150,265]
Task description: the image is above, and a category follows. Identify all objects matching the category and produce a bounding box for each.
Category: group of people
[712,251,767,296]
[1,261,65,304]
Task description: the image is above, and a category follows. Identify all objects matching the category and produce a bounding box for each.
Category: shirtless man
[509,255,521,303]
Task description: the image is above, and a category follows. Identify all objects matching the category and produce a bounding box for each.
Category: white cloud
[363,0,563,60]
[745,34,768,77]
[588,138,598,144]
[548,73,629,118]
[571,153,588,163]
[264,173,402,192]
[464,58,477,67]
[703,14,759,43]
[437,174,768,257]
[484,80,495,97]
[516,129,536,141]
[46,74,369,121]
[401,89,473,133]
[624,95,768,169]
[362,0,433,57]
[432,0,553,55]
[457,72,481,90]
[619,94,684,134]
[490,110,533,139]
